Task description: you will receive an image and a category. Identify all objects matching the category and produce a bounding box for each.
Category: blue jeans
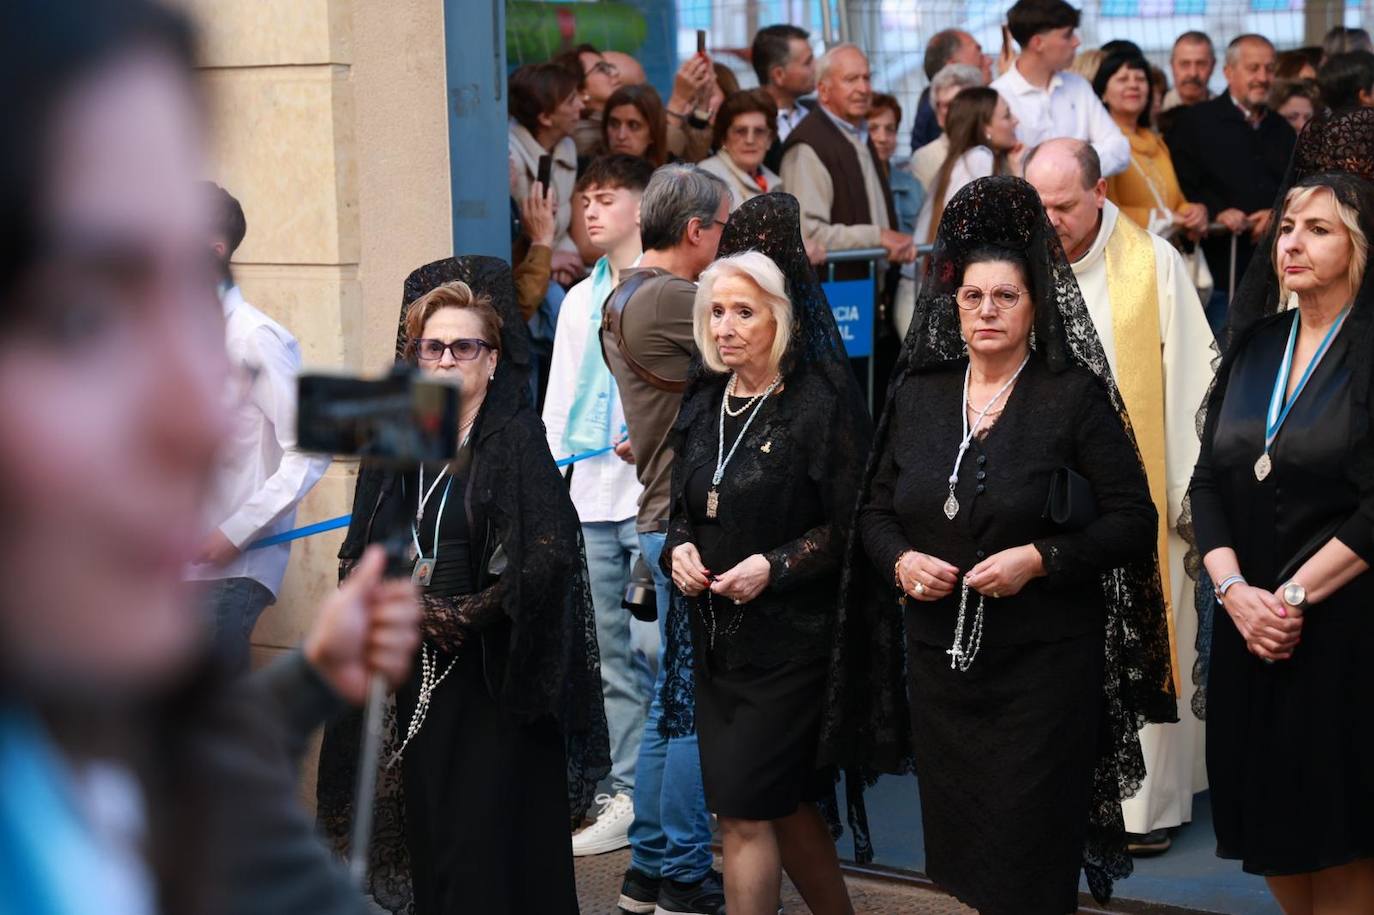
[628,531,713,882]
[582,519,652,796]
[202,576,274,675]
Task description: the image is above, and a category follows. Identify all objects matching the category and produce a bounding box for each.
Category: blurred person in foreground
[910,63,987,192]
[910,29,994,151]
[1161,30,1215,112]
[0,2,421,914]
[991,0,1130,177]
[781,43,915,272]
[1092,52,1208,239]
[1166,34,1295,333]
[751,25,816,171]
[1026,139,1214,856]
[186,183,329,675]
[543,154,655,859]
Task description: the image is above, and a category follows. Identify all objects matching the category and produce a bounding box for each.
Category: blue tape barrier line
[245,442,618,550]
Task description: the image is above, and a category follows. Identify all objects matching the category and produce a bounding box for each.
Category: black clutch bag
[1042,466,1098,530]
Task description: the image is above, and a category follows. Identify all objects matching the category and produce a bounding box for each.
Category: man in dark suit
[1165,33,1295,332]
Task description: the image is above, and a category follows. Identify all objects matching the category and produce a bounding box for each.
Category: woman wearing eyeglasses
[698,89,785,210]
[846,178,1167,913]
[318,264,609,914]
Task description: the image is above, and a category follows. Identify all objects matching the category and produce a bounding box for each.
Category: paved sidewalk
[574,849,976,914]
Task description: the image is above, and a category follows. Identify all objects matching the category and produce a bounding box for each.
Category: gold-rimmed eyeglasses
[955,284,1027,311]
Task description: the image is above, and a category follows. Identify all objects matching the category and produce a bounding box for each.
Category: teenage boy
[542,154,656,858]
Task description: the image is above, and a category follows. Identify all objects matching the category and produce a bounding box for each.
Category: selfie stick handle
[348,672,387,885]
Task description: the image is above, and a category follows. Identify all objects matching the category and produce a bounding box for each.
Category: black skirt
[1206,577,1374,875]
[909,630,1104,915]
[694,657,833,820]
[395,634,577,915]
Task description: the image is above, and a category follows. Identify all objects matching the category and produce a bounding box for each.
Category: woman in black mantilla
[314,256,609,914]
[1190,170,1374,912]
[660,193,871,914]
[831,176,1175,914]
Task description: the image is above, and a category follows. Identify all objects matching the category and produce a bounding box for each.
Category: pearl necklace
[723,373,770,417]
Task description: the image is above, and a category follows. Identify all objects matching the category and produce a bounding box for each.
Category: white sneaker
[572,792,634,856]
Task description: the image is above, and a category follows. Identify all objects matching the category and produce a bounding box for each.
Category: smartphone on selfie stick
[296,366,461,884]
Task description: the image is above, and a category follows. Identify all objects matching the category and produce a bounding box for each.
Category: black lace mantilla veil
[822,176,1177,903]
[655,192,879,855]
[1187,110,1374,720]
[315,255,609,911]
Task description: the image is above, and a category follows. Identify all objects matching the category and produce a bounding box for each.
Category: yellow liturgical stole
[1103,215,1180,693]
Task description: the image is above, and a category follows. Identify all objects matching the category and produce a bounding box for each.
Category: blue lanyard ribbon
[1264,306,1350,454]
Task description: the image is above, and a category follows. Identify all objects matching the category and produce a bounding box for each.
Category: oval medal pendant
[943,492,960,520]
[1254,452,1272,482]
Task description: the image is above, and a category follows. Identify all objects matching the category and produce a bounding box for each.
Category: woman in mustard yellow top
[1094,51,1209,239]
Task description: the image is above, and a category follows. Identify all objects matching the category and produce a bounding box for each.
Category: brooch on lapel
[761,441,772,453]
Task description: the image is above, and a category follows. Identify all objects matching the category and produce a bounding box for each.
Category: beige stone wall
[182,0,452,664]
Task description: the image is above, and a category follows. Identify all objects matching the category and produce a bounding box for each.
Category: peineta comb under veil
[315,256,609,911]
[822,176,1177,903]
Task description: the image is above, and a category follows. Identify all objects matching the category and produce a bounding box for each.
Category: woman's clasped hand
[1219,583,1303,661]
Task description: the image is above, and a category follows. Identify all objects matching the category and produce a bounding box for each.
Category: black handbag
[1042,466,1098,530]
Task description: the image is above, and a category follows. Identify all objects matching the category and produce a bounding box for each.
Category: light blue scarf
[0,708,135,915]
[562,256,619,456]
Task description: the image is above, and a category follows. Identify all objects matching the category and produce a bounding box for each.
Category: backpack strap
[599,272,688,394]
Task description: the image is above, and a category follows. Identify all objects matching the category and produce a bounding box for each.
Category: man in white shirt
[991,0,1129,177]
[186,185,329,673]
[542,155,654,857]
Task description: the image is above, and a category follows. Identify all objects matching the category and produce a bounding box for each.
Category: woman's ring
[734,598,742,605]
[913,581,926,595]
[992,591,1000,599]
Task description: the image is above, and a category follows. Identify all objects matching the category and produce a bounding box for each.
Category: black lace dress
[314,256,608,914]
[666,375,857,818]
[393,463,576,915]
[860,358,1157,915]
[1190,173,1374,875]
[826,177,1177,905]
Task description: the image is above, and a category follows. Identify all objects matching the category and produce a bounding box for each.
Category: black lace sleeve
[1188,359,1234,558]
[661,509,695,580]
[418,585,508,655]
[1031,380,1159,575]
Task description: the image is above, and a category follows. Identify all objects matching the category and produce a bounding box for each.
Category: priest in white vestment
[1026,139,1216,852]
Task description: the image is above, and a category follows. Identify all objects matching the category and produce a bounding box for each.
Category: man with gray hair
[1164,33,1294,330]
[600,161,729,915]
[910,63,987,191]
[1162,30,1216,111]
[1025,138,1215,857]
[911,29,992,149]
[780,42,915,270]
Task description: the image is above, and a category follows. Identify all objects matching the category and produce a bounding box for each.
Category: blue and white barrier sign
[821,278,876,358]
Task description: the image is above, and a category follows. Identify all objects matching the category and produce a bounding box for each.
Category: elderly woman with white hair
[662,194,872,915]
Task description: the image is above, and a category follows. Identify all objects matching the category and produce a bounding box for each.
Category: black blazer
[1164,94,1295,287]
